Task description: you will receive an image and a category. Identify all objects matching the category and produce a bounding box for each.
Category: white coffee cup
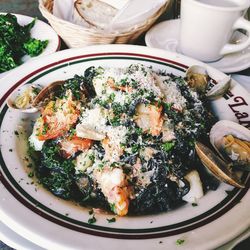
[179,0,250,62]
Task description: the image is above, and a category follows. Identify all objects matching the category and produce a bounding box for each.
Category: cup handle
[220,17,250,55]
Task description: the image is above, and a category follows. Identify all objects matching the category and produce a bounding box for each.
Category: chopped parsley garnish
[28,172,34,178]
[131,144,140,153]
[88,154,95,161]
[88,216,96,224]
[42,123,49,135]
[109,116,121,126]
[110,203,116,213]
[106,217,116,223]
[162,141,175,152]
[176,239,185,245]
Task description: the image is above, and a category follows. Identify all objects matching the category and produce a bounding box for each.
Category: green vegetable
[28,172,34,178]
[38,141,77,200]
[176,239,185,245]
[0,13,48,73]
[107,217,116,223]
[162,141,175,152]
[23,38,48,57]
[88,216,97,224]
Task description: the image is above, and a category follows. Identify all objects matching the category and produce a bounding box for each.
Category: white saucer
[145,19,250,73]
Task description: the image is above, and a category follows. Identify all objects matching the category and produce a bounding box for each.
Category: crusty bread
[74,0,117,29]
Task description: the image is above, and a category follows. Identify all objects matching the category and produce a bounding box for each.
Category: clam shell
[210,120,250,151]
[32,80,65,108]
[7,83,41,113]
[186,65,209,93]
[206,76,231,100]
[210,120,250,169]
[195,142,244,188]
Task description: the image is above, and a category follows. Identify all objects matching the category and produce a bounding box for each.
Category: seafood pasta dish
[11,64,249,216]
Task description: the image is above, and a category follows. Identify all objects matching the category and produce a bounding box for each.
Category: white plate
[0,13,60,78]
[145,19,250,73]
[0,45,249,250]
[0,221,44,250]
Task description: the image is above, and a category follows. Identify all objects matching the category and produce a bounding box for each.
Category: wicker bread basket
[39,0,172,48]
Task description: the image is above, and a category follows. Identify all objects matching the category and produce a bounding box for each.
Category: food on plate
[7,84,41,112]
[210,120,250,171]
[25,63,247,216]
[0,13,48,73]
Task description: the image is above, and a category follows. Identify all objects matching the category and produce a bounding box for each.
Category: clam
[210,120,250,170]
[186,65,209,93]
[32,80,65,108]
[206,76,231,100]
[195,142,245,188]
[186,65,231,99]
[7,83,41,113]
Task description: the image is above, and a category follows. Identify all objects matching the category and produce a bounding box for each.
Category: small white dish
[145,19,250,73]
[0,13,61,79]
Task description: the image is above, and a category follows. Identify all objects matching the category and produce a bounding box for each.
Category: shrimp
[37,90,80,140]
[107,77,133,92]
[134,103,163,136]
[94,167,130,216]
[60,136,93,159]
[109,186,129,216]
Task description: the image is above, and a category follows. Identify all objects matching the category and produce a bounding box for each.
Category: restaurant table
[0,1,249,250]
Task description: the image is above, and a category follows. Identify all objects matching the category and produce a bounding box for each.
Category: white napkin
[110,0,167,32]
[100,0,129,9]
[53,0,75,22]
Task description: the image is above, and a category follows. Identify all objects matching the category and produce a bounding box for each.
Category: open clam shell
[210,120,250,169]
[195,142,245,188]
[186,65,231,99]
[206,76,231,100]
[7,83,41,113]
[32,80,65,108]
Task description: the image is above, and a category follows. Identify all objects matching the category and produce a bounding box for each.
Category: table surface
[0,1,249,250]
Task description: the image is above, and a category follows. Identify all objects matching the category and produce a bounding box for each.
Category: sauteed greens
[0,13,48,73]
